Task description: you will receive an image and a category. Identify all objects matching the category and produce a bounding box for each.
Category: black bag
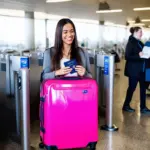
[110,50,120,63]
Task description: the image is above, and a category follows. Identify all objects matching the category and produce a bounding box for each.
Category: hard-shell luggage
[39,77,98,150]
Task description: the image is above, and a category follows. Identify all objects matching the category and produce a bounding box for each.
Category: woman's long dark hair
[52,18,82,71]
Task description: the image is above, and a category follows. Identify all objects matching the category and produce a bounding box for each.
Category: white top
[60,58,78,77]
[141,46,150,59]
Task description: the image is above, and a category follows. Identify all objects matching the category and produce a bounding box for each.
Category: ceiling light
[0,9,24,17]
[96,2,122,13]
[141,19,150,22]
[71,18,99,24]
[46,0,72,2]
[115,24,126,28]
[96,9,122,13]
[132,23,145,26]
[128,20,135,23]
[105,21,114,25]
[133,7,150,11]
[34,12,69,20]
[105,22,126,28]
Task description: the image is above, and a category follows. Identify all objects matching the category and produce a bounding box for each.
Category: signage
[104,56,109,75]
[20,57,29,68]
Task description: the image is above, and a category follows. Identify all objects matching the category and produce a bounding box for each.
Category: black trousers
[124,73,146,109]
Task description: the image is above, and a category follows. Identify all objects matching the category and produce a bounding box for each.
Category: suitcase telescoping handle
[58,76,83,80]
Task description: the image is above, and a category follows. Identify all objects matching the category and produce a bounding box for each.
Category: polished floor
[1,60,150,150]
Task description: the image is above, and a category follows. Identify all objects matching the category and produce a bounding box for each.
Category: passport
[64,59,77,74]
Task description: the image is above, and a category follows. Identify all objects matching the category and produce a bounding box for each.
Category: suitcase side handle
[40,98,45,133]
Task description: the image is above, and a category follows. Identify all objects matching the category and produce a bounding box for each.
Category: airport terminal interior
[0,0,150,150]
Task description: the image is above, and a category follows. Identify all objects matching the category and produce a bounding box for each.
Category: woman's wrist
[55,70,59,76]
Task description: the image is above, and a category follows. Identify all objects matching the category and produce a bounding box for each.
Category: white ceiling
[0,0,150,25]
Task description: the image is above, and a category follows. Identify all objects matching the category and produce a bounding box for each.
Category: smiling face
[62,23,75,46]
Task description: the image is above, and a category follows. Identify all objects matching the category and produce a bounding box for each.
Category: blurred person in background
[123,27,150,114]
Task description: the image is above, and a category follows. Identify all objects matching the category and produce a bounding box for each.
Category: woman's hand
[139,52,143,57]
[55,67,72,76]
[75,65,86,76]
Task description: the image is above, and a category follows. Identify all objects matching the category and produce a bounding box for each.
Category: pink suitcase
[39,77,98,150]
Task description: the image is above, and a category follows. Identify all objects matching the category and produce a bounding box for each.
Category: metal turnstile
[96,54,118,131]
[5,55,34,150]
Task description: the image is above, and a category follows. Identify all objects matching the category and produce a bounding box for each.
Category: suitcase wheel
[39,142,45,149]
[90,148,96,150]
[89,142,97,150]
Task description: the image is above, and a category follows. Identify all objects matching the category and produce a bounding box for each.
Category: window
[0,16,25,51]
[34,19,46,49]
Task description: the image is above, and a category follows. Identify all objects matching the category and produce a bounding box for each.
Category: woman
[123,27,150,114]
[42,18,92,80]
